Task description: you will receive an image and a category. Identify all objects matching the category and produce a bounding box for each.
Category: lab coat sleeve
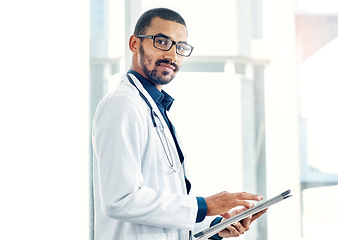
[92,92,198,230]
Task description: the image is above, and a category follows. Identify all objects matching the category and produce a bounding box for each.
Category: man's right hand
[204,191,263,216]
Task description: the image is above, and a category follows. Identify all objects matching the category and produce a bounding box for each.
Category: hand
[218,207,268,238]
[204,191,263,216]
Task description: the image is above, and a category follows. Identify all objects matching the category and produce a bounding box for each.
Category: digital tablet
[194,189,292,240]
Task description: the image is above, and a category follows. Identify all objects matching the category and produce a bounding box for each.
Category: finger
[240,215,252,228]
[251,208,268,221]
[235,192,264,201]
[230,207,247,216]
[220,212,231,219]
[218,227,231,238]
[241,208,268,226]
[226,225,241,237]
[231,222,247,234]
[234,200,256,209]
[221,207,245,219]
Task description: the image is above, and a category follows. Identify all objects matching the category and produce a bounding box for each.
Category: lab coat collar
[127,70,175,111]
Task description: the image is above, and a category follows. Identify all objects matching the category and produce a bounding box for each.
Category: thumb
[221,207,249,219]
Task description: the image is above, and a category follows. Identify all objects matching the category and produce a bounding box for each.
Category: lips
[155,59,178,72]
[159,63,176,71]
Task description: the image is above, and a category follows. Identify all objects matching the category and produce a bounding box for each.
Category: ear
[129,35,140,53]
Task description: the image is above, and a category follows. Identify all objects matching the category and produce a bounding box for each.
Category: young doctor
[92,7,267,240]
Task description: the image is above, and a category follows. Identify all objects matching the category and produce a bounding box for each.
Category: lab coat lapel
[125,74,181,169]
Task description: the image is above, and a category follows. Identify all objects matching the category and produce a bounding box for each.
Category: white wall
[262,0,302,239]
[0,1,90,239]
[167,72,244,196]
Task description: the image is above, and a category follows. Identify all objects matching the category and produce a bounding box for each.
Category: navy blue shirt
[127,70,207,223]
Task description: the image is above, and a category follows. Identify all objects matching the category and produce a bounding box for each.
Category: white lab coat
[92,73,212,240]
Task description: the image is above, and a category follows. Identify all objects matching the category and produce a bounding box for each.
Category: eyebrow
[155,33,188,44]
[155,33,170,38]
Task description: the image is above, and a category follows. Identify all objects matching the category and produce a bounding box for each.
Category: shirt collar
[127,70,175,111]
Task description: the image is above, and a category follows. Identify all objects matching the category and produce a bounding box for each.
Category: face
[131,17,188,88]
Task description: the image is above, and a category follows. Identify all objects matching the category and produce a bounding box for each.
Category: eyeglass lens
[153,36,192,56]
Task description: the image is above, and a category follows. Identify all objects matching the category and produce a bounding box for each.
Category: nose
[163,44,178,62]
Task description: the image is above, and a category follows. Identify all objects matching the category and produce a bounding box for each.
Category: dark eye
[177,43,190,52]
[176,44,186,51]
[155,37,170,46]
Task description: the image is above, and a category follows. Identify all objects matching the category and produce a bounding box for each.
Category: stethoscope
[126,74,179,173]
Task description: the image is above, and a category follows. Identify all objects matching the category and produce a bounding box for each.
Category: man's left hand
[217,207,268,238]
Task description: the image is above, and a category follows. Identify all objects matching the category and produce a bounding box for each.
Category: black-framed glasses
[136,34,194,57]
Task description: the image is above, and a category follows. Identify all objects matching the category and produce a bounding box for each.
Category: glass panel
[89,1,338,239]
[297,1,338,238]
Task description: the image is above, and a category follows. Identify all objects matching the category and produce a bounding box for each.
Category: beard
[139,44,180,86]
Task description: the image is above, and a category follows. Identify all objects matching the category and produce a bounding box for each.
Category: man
[92,7,267,240]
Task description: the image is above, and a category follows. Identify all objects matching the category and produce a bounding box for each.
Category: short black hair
[133,8,186,35]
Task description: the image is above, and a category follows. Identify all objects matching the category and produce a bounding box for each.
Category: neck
[129,68,163,91]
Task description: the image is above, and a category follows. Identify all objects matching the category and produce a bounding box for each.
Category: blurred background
[1,0,337,239]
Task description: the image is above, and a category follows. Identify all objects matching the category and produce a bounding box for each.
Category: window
[89,1,338,239]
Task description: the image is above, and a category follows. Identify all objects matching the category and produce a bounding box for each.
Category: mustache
[155,59,179,71]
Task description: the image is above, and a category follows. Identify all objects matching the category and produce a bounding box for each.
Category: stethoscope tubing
[126,74,177,172]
